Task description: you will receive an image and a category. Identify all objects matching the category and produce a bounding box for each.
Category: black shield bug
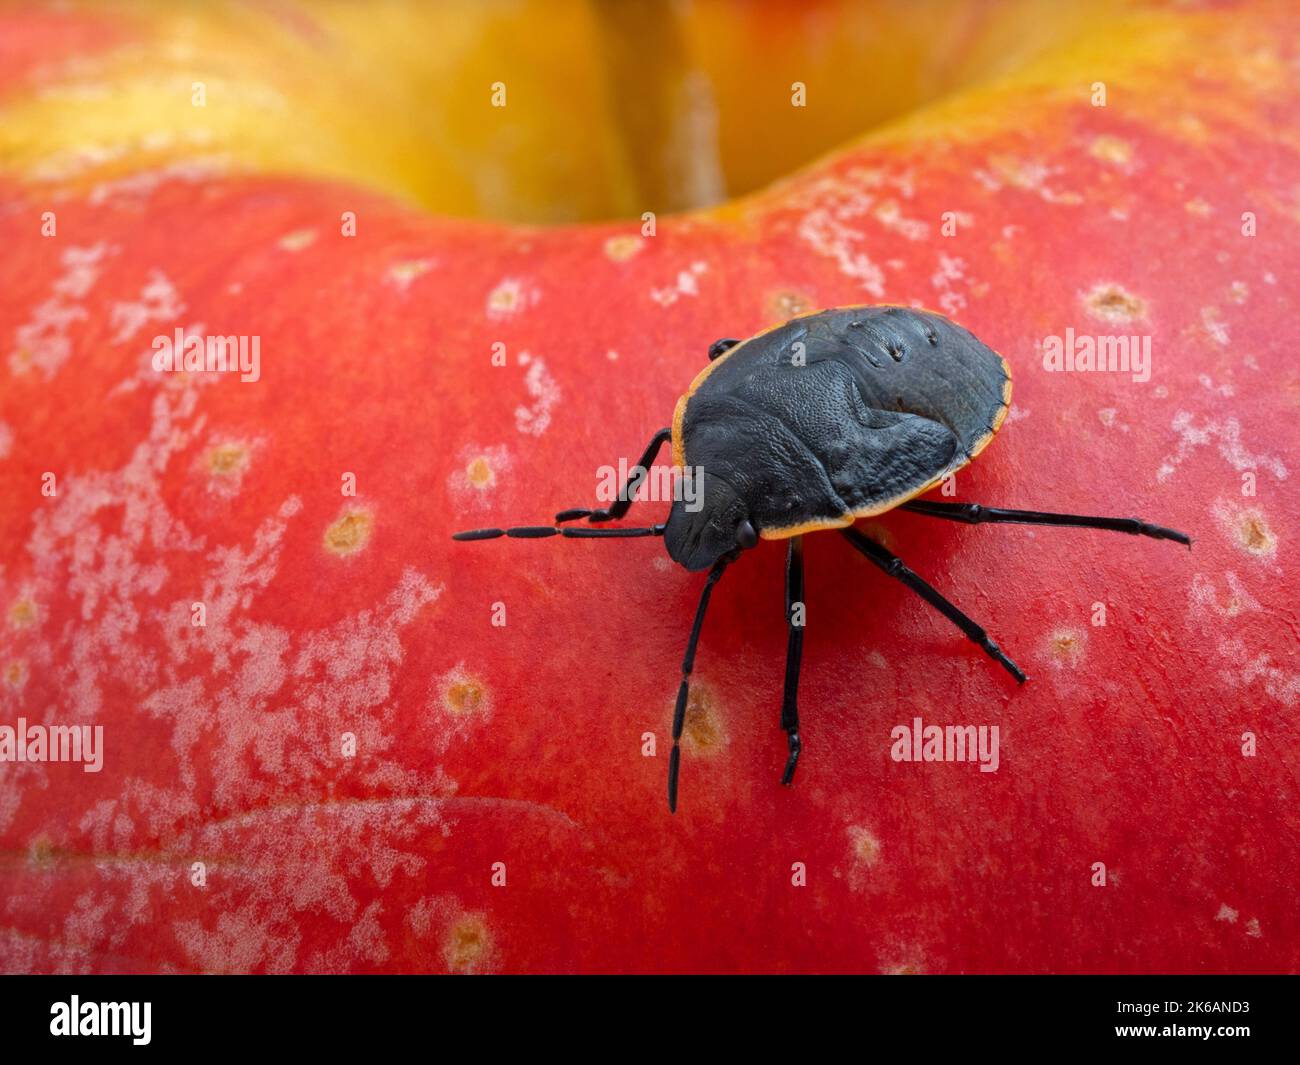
[454,305,1190,812]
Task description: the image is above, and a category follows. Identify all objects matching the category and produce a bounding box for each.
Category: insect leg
[780,536,805,786]
[708,337,740,361]
[840,527,1027,684]
[668,558,730,814]
[554,426,672,524]
[901,500,1190,546]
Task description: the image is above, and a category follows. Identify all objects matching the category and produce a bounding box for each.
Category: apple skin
[0,1,1298,973]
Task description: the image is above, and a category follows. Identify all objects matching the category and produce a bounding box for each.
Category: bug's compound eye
[736,520,758,550]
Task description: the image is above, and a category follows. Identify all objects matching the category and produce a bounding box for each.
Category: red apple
[0,0,1296,973]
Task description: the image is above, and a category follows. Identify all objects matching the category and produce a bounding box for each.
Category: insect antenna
[453,523,666,541]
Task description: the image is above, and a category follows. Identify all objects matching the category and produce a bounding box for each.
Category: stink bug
[453,305,1190,812]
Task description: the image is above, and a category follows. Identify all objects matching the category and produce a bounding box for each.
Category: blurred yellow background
[2,0,1128,222]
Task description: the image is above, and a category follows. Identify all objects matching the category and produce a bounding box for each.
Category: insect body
[665,305,1012,570]
[454,305,1190,813]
